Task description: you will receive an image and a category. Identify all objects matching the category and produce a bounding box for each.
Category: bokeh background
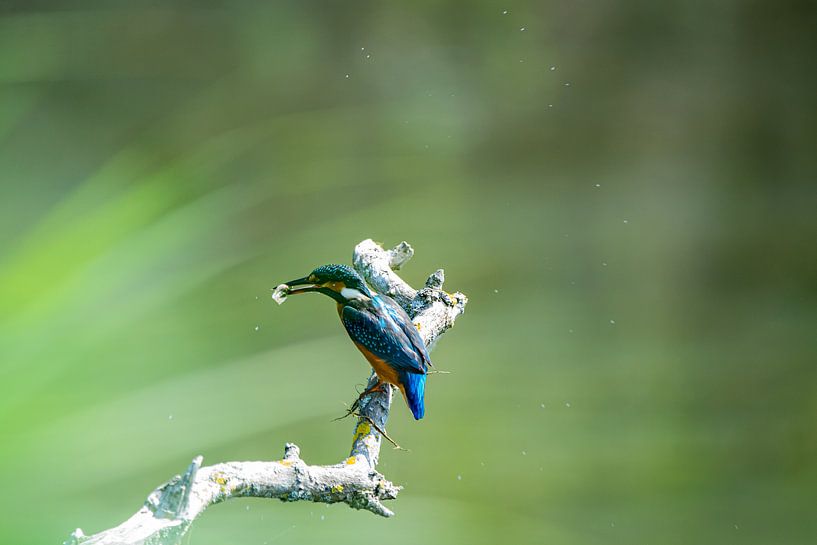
[1,1,816,544]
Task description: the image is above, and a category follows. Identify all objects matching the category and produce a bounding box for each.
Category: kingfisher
[277,264,430,420]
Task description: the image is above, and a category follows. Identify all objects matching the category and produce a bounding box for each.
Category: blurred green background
[1,1,815,544]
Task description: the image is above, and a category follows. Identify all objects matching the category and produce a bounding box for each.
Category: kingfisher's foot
[357,380,387,399]
[332,381,386,422]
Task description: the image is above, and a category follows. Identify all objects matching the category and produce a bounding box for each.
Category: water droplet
[521,450,527,456]
[565,402,571,408]
[254,325,260,332]
[564,82,571,87]
[550,66,556,71]
[602,262,608,267]
[548,104,553,108]
[623,219,629,224]
[457,474,462,481]
[502,10,508,15]
[320,515,325,521]
[168,414,173,420]
[540,403,545,408]
[568,329,574,333]
[520,27,526,31]
[345,74,350,79]
[365,54,371,59]
[610,319,616,325]
[594,183,601,188]
[246,505,250,511]
[493,289,499,293]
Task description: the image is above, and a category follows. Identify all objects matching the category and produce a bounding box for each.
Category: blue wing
[341,305,427,374]
[376,295,433,368]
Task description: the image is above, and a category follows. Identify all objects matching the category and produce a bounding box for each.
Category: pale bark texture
[64,239,468,545]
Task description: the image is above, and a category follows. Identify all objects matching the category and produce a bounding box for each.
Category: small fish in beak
[271,284,290,305]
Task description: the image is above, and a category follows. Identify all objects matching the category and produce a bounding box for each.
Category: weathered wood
[65,239,467,545]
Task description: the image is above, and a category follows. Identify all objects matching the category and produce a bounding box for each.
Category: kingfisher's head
[283,264,373,303]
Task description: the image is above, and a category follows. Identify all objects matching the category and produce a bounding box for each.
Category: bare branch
[65,239,467,545]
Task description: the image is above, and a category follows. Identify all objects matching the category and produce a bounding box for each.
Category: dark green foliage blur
[1,1,815,544]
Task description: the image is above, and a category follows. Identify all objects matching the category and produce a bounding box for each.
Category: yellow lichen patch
[345,456,357,465]
[279,459,294,467]
[331,484,344,494]
[214,475,226,485]
[414,322,422,331]
[352,421,371,443]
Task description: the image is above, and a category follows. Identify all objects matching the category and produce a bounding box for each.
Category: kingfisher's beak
[284,276,320,295]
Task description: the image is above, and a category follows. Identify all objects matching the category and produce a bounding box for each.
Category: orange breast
[354,342,400,387]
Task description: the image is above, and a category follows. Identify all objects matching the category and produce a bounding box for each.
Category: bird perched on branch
[274,264,430,420]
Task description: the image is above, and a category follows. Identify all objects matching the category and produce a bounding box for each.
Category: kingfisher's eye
[308,274,318,283]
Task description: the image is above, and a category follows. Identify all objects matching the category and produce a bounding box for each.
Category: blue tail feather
[402,372,426,420]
